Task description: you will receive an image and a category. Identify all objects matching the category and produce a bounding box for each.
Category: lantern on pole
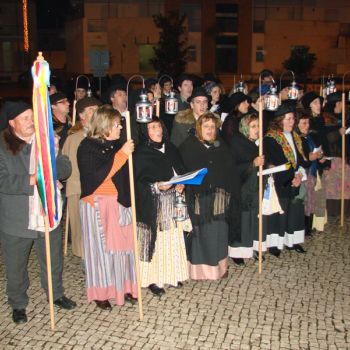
[127,75,153,123]
[158,74,179,115]
[279,70,299,101]
[264,84,280,111]
[326,75,337,96]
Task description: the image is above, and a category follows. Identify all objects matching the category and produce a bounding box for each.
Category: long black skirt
[228,207,267,258]
[265,197,305,249]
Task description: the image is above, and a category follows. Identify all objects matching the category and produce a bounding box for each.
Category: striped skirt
[80,198,137,305]
[139,222,189,288]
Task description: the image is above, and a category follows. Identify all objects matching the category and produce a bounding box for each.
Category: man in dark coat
[0,101,76,324]
[170,87,209,147]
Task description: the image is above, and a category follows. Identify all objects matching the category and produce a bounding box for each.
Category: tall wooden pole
[258,98,263,274]
[125,111,144,320]
[341,92,346,227]
[64,97,74,256]
[156,99,160,118]
[64,100,77,255]
[44,216,55,330]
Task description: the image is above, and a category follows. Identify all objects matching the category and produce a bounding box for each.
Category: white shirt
[283,131,297,161]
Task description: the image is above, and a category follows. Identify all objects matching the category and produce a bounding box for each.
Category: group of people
[0,68,349,324]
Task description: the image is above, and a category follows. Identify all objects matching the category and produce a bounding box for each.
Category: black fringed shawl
[179,134,241,244]
[77,137,131,207]
[134,141,186,261]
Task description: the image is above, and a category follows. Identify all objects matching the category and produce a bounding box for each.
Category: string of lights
[23,0,29,52]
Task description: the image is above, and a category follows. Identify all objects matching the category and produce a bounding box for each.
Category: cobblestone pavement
[0,216,349,350]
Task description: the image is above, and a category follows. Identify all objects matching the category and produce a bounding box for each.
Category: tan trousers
[67,194,83,258]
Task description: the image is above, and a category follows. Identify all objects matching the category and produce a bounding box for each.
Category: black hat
[50,92,67,105]
[0,101,31,130]
[274,101,296,118]
[228,92,251,112]
[187,87,208,103]
[76,97,102,115]
[326,91,342,104]
[301,91,321,110]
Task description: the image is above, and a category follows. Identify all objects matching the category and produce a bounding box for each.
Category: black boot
[305,216,312,236]
[232,258,245,266]
[269,247,281,257]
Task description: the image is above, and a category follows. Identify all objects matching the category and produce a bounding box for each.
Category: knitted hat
[203,81,219,95]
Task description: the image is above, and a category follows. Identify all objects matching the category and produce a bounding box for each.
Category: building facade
[64,0,350,85]
[0,0,37,82]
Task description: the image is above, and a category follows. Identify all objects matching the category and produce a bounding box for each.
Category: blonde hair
[195,112,221,143]
[87,104,121,139]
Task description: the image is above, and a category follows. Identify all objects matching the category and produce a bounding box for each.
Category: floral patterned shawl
[265,129,305,169]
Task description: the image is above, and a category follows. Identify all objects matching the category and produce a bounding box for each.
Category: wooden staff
[156,99,160,118]
[64,101,77,255]
[341,92,346,227]
[258,98,263,274]
[125,111,144,320]
[44,216,55,330]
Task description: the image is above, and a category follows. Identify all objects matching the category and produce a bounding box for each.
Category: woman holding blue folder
[134,117,189,296]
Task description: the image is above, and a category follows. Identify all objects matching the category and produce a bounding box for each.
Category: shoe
[12,309,27,324]
[125,294,138,305]
[53,296,77,310]
[148,284,165,296]
[269,247,281,257]
[253,251,265,261]
[232,258,245,266]
[95,300,112,310]
[294,244,306,253]
[177,282,184,288]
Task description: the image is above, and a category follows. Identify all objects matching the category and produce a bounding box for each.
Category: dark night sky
[36,0,72,29]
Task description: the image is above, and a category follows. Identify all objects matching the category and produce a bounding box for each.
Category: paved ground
[0,216,349,350]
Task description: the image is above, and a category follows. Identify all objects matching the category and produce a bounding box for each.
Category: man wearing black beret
[0,101,76,324]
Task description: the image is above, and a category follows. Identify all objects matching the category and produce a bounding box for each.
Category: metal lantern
[264,85,279,111]
[173,195,187,222]
[135,90,153,123]
[237,80,245,93]
[326,77,336,96]
[288,81,299,100]
[165,91,179,114]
